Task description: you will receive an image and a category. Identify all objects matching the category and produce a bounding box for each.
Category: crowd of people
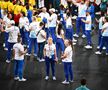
[0,0,108,88]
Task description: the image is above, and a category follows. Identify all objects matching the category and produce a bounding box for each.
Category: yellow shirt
[1,1,5,9]
[3,1,9,9]
[21,6,27,15]
[0,1,1,8]
[14,5,22,15]
[29,6,33,11]
[29,0,35,6]
[8,2,14,12]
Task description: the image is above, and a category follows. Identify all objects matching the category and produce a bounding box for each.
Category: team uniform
[44,43,56,80]
[56,29,65,59]
[27,21,39,56]
[5,23,20,63]
[48,12,57,43]
[74,3,88,38]
[39,11,50,39]
[37,28,46,62]
[97,16,105,48]
[19,16,29,46]
[13,42,26,81]
[62,45,73,84]
[84,14,92,49]
[3,15,11,49]
[65,16,73,40]
[95,22,108,55]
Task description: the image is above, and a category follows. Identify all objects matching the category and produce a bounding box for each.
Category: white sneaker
[14,77,19,80]
[73,34,79,38]
[6,60,10,63]
[102,47,106,50]
[73,42,76,45]
[70,80,74,83]
[73,38,77,43]
[97,46,100,49]
[52,77,56,81]
[82,34,86,38]
[26,53,31,56]
[95,51,102,55]
[85,45,92,49]
[62,80,69,85]
[3,43,5,47]
[18,78,27,82]
[106,53,108,56]
[39,59,45,62]
[4,48,8,51]
[45,76,49,80]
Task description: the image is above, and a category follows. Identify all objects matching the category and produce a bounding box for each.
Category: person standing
[95,16,108,55]
[56,23,65,60]
[81,10,92,49]
[44,37,57,81]
[61,39,74,85]
[48,8,57,43]
[26,16,39,56]
[26,5,33,23]
[19,12,29,47]
[65,12,73,40]
[72,0,89,38]
[37,22,46,62]
[13,35,27,82]
[95,12,105,49]
[3,13,12,50]
[1,20,20,63]
[39,7,50,39]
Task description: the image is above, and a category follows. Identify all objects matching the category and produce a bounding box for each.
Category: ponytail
[68,39,74,50]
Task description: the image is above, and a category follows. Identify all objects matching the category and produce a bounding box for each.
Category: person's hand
[24,49,27,54]
[55,57,58,62]
[81,19,83,21]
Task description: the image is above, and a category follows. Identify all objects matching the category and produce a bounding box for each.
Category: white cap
[49,8,55,12]
[90,0,94,2]
[10,20,15,25]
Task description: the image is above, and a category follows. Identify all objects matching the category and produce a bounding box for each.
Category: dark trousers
[63,62,73,82]
[99,36,108,53]
[14,60,24,79]
[76,17,86,35]
[7,42,15,61]
[38,42,45,59]
[45,56,55,77]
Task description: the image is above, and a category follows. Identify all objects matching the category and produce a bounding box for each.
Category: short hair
[67,12,71,17]
[39,22,44,26]
[80,79,87,86]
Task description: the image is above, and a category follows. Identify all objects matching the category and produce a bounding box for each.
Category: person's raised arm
[71,0,78,6]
